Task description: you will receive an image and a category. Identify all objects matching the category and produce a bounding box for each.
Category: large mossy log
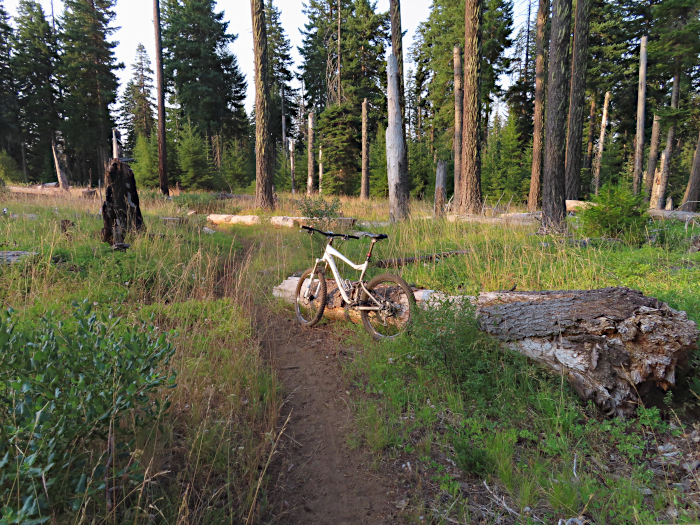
[273,279,698,416]
[476,287,698,416]
[101,160,144,244]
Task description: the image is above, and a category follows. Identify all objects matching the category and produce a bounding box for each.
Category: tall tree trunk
[337,0,341,103]
[592,91,610,196]
[644,114,662,202]
[434,160,447,218]
[290,139,296,194]
[453,46,463,207]
[564,0,591,201]
[154,0,169,195]
[542,0,572,228]
[281,86,287,158]
[251,0,273,209]
[52,141,70,191]
[460,0,482,214]
[681,129,700,212]
[387,54,409,221]
[21,142,28,183]
[653,67,681,210]
[319,146,323,194]
[528,0,549,212]
[361,98,370,200]
[583,96,596,188]
[307,112,315,195]
[389,0,409,212]
[633,36,648,194]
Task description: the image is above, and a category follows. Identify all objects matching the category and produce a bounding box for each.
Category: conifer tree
[120,44,156,154]
[0,0,19,163]
[59,0,120,184]
[132,133,159,187]
[11,0,58,181]
[178,122,214,189]
[266,0,295,156]
[162,0,247,138]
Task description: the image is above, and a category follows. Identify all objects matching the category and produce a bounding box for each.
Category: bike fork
[304,260,324,298]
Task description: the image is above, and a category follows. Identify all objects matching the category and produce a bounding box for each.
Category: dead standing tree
[101,160,144,244]
[251,0,274,209]
[361,98,370,200]
[592,91,611,196]
[633,36,648,194]
[541,0,572,228]
[387,54,408,221]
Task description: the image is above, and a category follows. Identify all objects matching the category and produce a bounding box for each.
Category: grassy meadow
[1,188,699,523]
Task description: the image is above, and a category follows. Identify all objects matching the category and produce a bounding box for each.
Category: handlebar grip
[301,225,313,231]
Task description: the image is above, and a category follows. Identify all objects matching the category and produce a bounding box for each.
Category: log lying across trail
[274,279,698,417]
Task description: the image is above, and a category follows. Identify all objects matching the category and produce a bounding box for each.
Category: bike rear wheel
[295,267,327,327]
[360,273,414,340]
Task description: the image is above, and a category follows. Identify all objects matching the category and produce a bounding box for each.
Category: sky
[4,0,530,112]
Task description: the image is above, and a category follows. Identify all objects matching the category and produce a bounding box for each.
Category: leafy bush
[0,151,22,185]
[0,302,176,523]
[578,184,648,243]
[295,195,342,219]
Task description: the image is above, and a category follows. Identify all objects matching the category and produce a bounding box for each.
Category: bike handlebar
[300,225,360,240]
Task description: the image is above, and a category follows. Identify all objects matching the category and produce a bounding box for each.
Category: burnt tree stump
[476,287,699,417]
[101,159,144,244]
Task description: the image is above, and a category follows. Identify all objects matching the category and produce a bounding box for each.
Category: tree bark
[454,46,463,206]
[51,141,70,191]
[528,0,549,212]
[541,0,572,229]
[101,159,144,244]
[281,86,287,158]
[387,54,409,221]
[154,0,169,196]
[583,96,596,189]
[460,0,482,214]
[290,139,296,194]
[319,146,323,194]
[592,91,610,196]
[633,36,648,194]
[389,0,410,217]
[652,67,681,210]
[476,287,698,417]
[307,112,315,195]
[361,98,370,200]
[564,0,591,201]
[251,0,273,209]
[644,114,662,202]
[681,129,700,212]
[434,160,447,218]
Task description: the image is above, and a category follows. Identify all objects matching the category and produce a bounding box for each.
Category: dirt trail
[259,311,397,525]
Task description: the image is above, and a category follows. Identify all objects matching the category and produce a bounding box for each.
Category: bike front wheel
[295,267,327,327]
[360,274,415,341]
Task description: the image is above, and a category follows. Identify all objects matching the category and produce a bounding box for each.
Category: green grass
[0,195,280,524]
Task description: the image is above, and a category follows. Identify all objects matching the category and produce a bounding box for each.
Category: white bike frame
[306,240,382,309]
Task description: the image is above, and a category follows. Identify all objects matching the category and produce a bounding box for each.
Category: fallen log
[373,250,471,268]
[273,279,698,417]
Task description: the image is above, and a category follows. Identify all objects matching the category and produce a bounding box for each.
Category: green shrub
[295,195,342,219]
[0,151,22,185]
[578,184,648,243]
[0,302,176,523]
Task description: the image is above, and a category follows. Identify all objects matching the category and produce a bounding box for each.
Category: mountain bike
[295,225,415,341]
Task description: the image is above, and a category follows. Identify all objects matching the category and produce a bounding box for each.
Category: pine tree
[11,0,58,181]
[132,133,159,187]
[317,103,360,194]
[59,0,121,184]
[162,0,247,138]
[120,44,156,154]
[221,138,252,191]
[266,0,295,156]
[0,0,19,164]
[178,122,214,189]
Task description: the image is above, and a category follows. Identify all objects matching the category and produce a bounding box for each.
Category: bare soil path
[258,310,398,525]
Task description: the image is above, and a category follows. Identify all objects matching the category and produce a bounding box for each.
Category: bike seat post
[366,239,377,261]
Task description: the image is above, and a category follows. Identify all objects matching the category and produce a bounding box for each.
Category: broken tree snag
[476,287,699,417]
[101,159,144,244]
